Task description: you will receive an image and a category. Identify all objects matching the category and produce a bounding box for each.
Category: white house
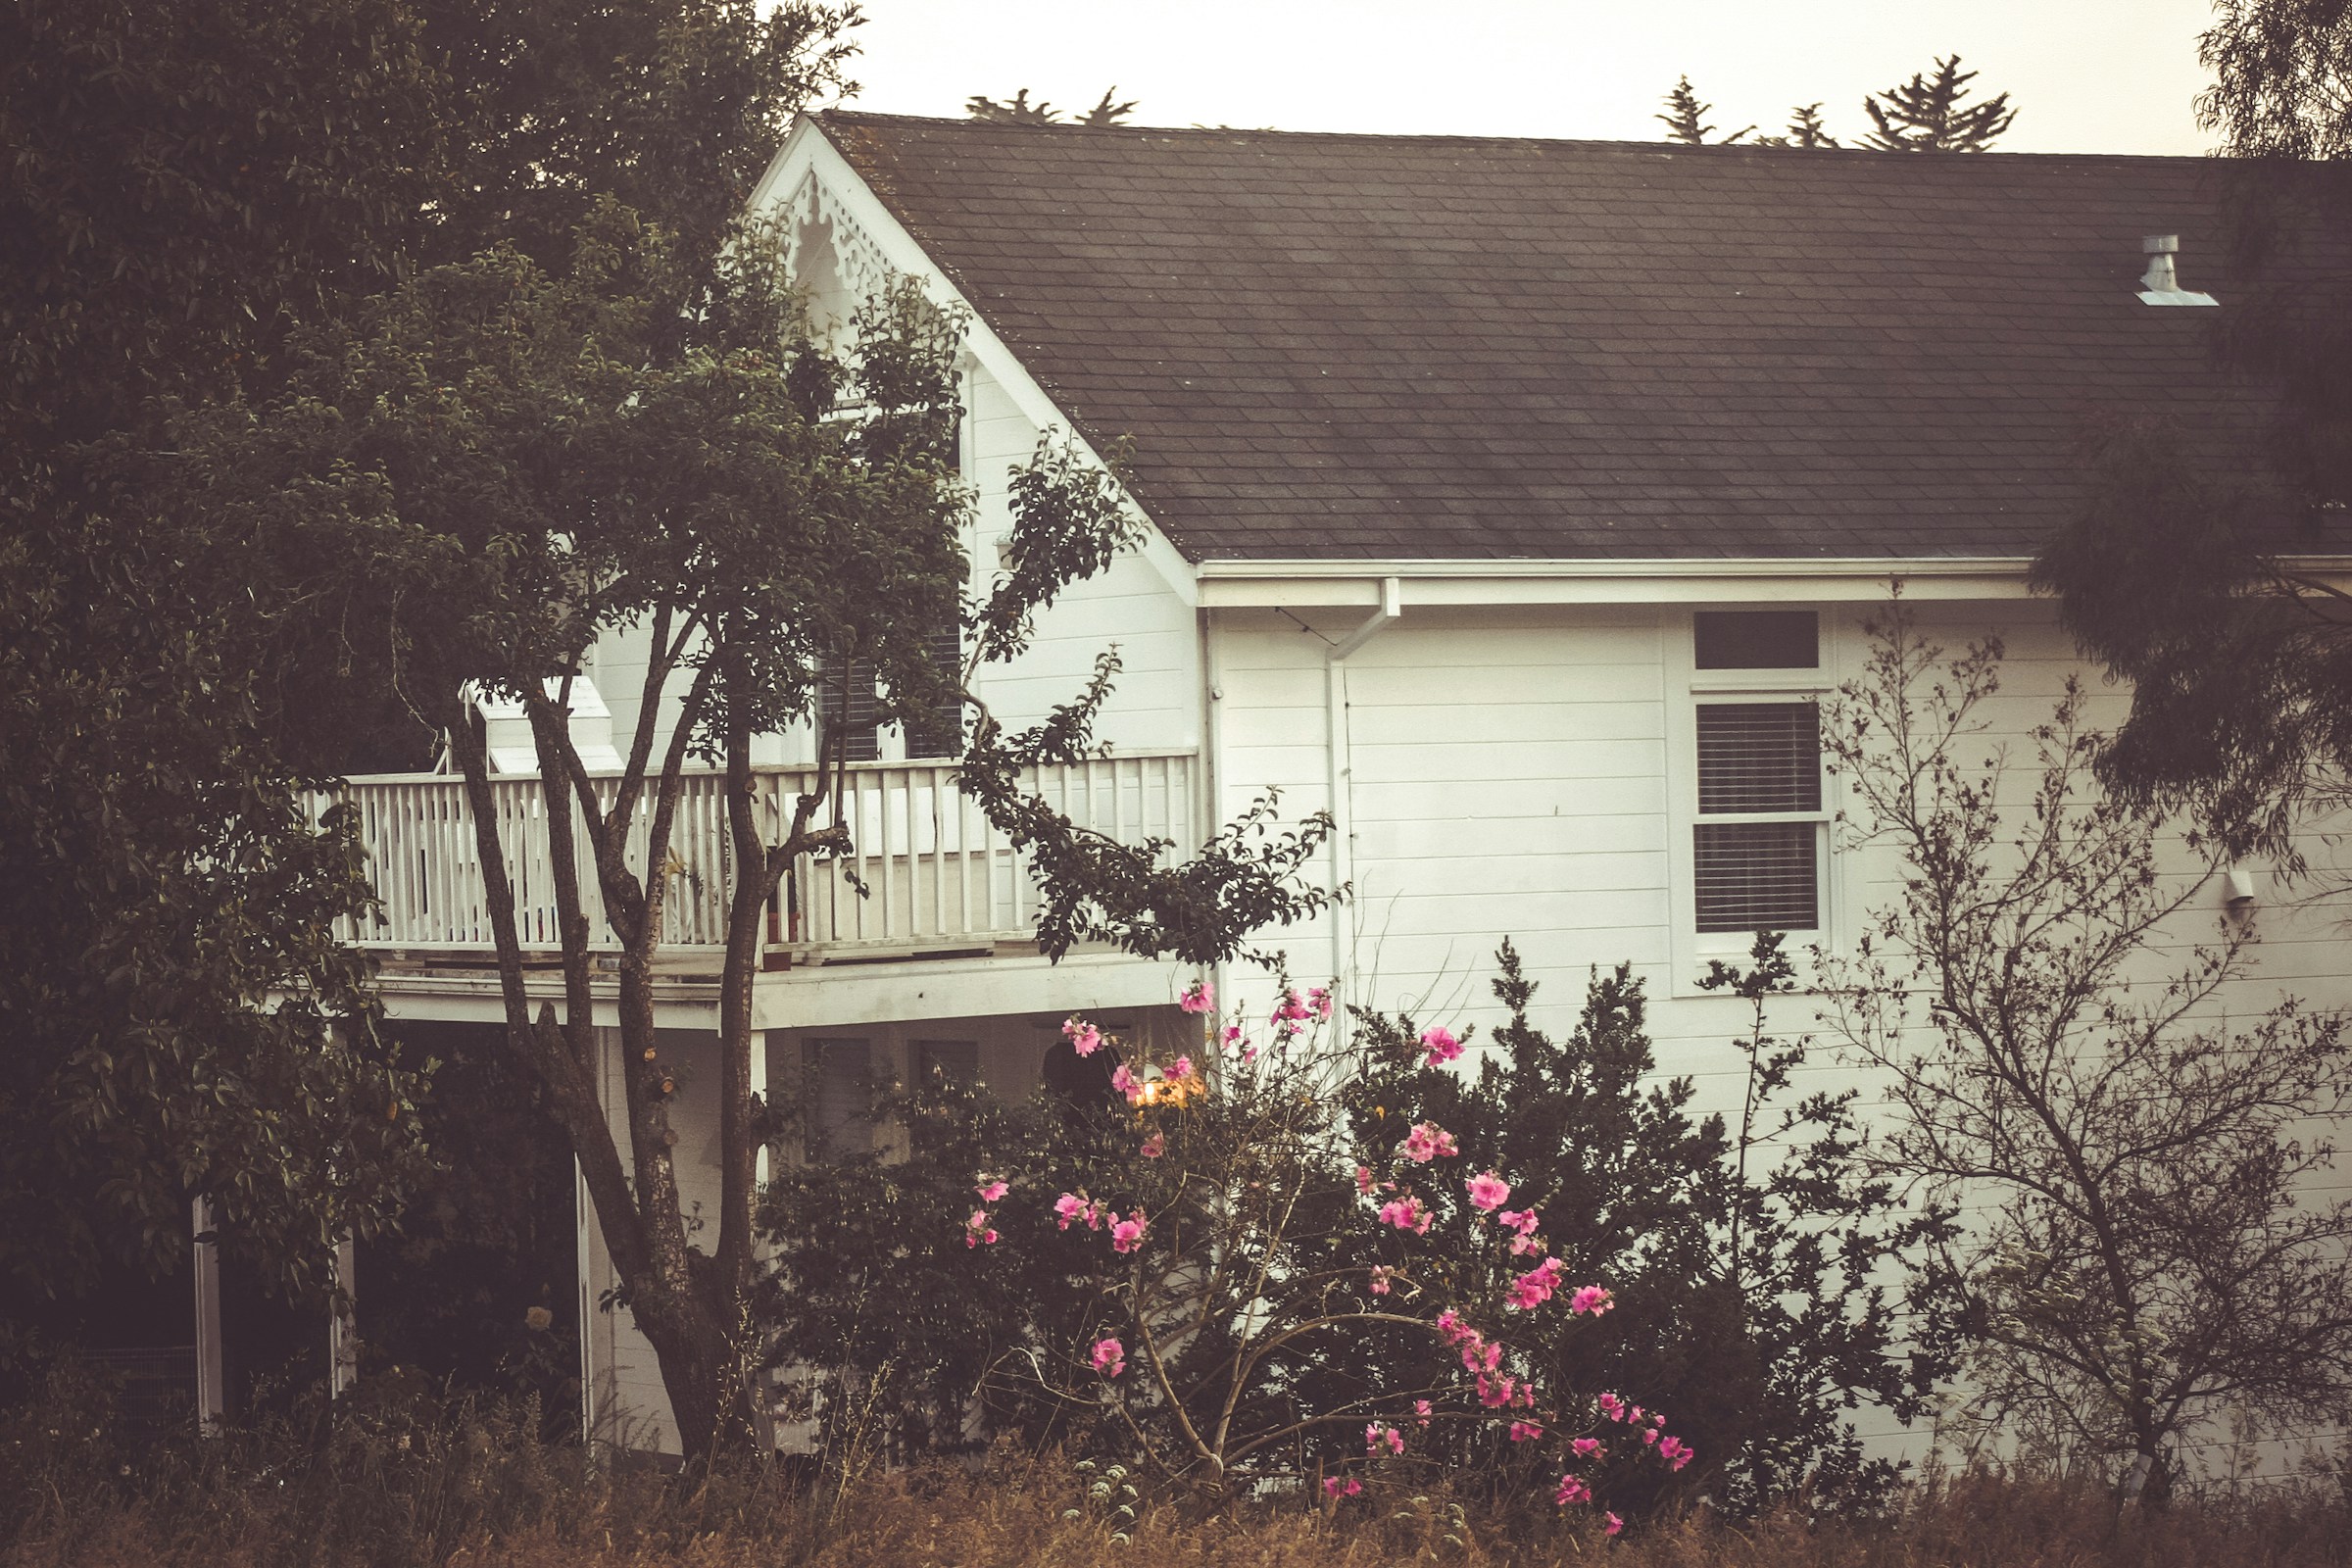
[342,111,2352,1462]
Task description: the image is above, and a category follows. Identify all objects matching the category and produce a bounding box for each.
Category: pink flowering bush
[1338,938,1952,1516]
[961,983,1692,1522]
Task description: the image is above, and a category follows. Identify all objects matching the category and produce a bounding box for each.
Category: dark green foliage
[0,0,861,1331]
[2035,3,2349,865]
[1657,76,1751,146]
[759,1074,1124,1458]
[362,1021,581,1434]
[1861,56,2015,152]
[1336,939,1949,1514]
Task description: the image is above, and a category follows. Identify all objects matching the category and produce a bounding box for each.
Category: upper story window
[1687,612,1827,937]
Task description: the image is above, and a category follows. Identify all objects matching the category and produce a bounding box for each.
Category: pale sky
[832,0,2223,157]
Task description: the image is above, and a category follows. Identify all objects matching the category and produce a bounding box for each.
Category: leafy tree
[0,0,448,1319]
[1335,942,1947,1515]
[1817,607,2352,1500]
[2033,6,2352,863]
[1861,55,2016,152]
[1,0,863,1381]
[1657,75,1751,146]
[967,86,1136,125]
[179,187,1334,1455]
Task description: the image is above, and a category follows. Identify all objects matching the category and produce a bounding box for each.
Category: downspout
[1325,577,1402,1012]
[1200,604,1230,1030]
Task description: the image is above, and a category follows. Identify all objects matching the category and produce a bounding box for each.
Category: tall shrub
[1337,941,1950,1514]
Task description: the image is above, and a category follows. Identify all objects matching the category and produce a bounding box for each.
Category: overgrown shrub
[1336,939,1950,1516]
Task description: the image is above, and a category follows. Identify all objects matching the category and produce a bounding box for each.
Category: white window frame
[1663,607,1855,996]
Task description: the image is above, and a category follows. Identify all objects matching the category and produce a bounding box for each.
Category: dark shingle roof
[817,111,2349,563]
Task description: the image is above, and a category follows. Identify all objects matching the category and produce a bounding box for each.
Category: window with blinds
[1689,575,1830,936]
[804,1039,873,1160]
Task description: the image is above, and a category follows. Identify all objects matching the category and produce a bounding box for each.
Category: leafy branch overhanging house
[304,112,2352,1459]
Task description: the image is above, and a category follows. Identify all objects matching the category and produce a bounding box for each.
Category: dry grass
[4,1387,2347,1568]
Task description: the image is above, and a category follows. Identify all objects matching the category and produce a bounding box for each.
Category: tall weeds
[4,1382,2346,1567]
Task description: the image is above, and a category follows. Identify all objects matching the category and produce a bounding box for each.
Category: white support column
[328,1236,359,1398]
[752,1032,770,1188]
[191,1197,223,1437]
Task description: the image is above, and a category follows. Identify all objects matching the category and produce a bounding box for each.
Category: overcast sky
[833,0,2222,157]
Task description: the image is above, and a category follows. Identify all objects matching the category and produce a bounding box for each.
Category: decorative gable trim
[746,119,1200,609]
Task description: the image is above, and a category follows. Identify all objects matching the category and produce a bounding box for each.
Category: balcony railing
[313,751,1198,959]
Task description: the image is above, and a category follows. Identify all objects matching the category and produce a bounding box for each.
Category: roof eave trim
[1195,554,2352,609]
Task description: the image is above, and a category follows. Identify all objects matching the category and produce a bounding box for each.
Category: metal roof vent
[2138,234,2218,307]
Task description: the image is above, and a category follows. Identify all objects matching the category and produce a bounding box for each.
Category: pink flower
[1414,1398,1433,1428]
[1110,1211,1149,1253]
[1597,1392,1625,1422]
[1308,986,1334,1021]
[1569,1285,1614,1317]
[1605,1512,1624,1537]
[1222,1024,1245,1047]
[1062,1016,1102,1056]
[1434,1308,1464,1340]
[1465,1171,1511,1212]
[1478,1372,1516,1408]
[1166,1054,1194,1081]
[1179,979,1214,1014]
[1658,1435,1692,1471]
[1420,1024,1463,1066]
[1573,1437,1604,1459]
[1642,1426,1659,1446]
[1110,1063,1142,1102]
[1554,1473,1592,1507]
[1140,1131,1165,1159]
[964,1209,998,1248]
[1054,1192,1096,1230]
[1377,1193,1432,1235]
[1354,1165,1377,1197]
[1398,1121,1459,1163]
[1320,1476,1362,1500]
[1509,1420,1544,1443]
[1365,1422,1404,1456]
[1507,1257,1564,1311]
[1090,1337,1125,1377]
[1368,1265,1394,1296]
[976,1177,1009,1203]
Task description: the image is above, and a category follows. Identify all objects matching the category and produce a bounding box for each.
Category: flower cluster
[1420,1024,1463,1067]
[1398,1120,1459,1162]
[1055,1189,1150,1254]
[965,1176,1008,1248]
[1062,1016,1102,1057]
[1364,1422,1406,1456]
[1376,1191,1433,1235]
[1465,1170,1510,1211]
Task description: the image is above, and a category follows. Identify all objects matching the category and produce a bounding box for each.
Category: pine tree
[966,87,1059,122]
[967,86,1136,126]
[1075,86,1137,126]
[1862,55,2016,151]
[1755,103,1841,148]
[1657,75,1752,146]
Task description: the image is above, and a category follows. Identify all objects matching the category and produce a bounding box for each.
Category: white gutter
[1192,554,2352,609]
